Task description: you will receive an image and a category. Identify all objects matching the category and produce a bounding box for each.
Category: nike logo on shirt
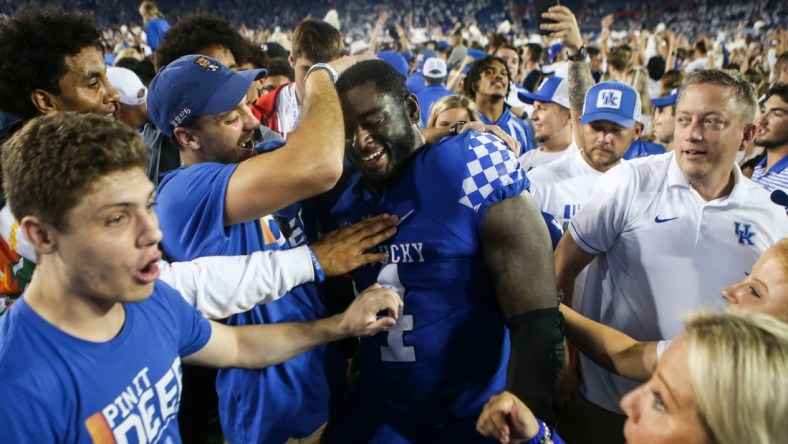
[654,216,679,223]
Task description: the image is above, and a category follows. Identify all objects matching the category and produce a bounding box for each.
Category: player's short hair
[154,13,249,70]
[336,60,409,103]
[463,55,511,98]
[680,69,757,125]
[290,19,343,63]
[0,6,100,120]
[2,112,147,231]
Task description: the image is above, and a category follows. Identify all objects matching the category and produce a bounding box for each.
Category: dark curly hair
[154,13,249,70]
[463,55,511,99]
[0,6,100,120]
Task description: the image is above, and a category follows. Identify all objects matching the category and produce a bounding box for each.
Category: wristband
[449,120,467,136]
[524,420,554,444]
[305,246,326,283]
[305,63,338,84]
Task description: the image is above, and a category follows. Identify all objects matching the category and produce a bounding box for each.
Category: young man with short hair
[0,111,400,442]
[751,83,788,194]
[251,19,344,137]
[517,76,576,170]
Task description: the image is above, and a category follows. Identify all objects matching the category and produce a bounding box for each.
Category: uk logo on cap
[581,81,641,128]
[597,90,622,109]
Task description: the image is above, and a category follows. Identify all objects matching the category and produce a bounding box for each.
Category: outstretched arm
[184,284,401,368]
[161,214,398,319]
[560,304,657,382]
[481,193,564,423]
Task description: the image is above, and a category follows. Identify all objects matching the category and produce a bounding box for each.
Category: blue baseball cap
[651,87,681,108]
[148,55,267,137]
[581,81,642,128]
[518,76,569,109]
[377,50,409,78]
[416,49,437,70]
[461,48,487,74]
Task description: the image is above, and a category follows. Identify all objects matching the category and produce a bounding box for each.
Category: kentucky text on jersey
[86,357,183,443]
[368,242,426,264]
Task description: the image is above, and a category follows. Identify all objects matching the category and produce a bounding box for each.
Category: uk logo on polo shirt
[597,90,622,108]
[734,222,756,246]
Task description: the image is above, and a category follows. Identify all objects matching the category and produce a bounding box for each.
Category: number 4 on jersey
[377,264,415,362]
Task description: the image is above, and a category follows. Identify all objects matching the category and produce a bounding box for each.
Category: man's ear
[633,122,645,139]
[173,126,201,151]
[20,216,57,255]
[30,90,58,116]
[406,94,420,124]
[739,123,757,152]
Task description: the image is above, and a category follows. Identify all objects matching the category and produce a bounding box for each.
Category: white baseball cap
[423,57,447,79]
[107,67,147,106]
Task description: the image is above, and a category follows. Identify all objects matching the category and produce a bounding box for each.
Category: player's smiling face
[341,81,420,188]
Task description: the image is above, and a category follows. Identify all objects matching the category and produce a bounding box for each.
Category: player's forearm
[507,307,565,424]
[560,304,653,382]
[160,246,315,319]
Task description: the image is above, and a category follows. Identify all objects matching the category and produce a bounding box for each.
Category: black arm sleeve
[506,306,565,424]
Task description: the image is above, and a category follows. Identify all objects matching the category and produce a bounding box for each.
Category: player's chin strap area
[505,306,565,424]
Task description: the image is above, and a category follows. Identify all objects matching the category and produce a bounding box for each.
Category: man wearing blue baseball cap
[517,76,576,170]
[147,53,383,443]
[527,80,642,235]
[650,87,680,151]
[406,48,437,94]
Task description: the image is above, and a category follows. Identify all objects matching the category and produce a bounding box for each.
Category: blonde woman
[425,94,481,130]
[478,311,788,444]
[138,1,170,51]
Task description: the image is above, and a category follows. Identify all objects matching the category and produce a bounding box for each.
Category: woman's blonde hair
[686,312,788,444]
[426,94,481,129]
[139,1,164,19]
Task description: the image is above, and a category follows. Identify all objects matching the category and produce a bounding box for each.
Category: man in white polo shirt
[517,76,578,171]
[554,69,788,443]
[528,81,642,230]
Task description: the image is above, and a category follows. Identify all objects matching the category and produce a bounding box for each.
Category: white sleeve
[158,245,316,319]
[568,161,638,254]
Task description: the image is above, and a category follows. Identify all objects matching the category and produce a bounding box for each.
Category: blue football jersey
[320,131,530,419]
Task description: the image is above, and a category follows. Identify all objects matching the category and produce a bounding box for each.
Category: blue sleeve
[453,131,530,234]
[156,163,240,260]
[155,281,212,356]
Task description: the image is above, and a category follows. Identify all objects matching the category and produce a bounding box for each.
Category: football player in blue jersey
[319,60,564,443]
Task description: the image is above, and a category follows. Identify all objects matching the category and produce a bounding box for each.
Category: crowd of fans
[0,1,786,444]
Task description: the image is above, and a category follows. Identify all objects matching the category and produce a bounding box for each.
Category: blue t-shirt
[156,162,345,443]
[318,131,529,421]
[0,281,211,443]
[479,107,534,156]
[406,72,426,94]
[624,139,667,160]
[415,85,453,127]
[145,17,170,51]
